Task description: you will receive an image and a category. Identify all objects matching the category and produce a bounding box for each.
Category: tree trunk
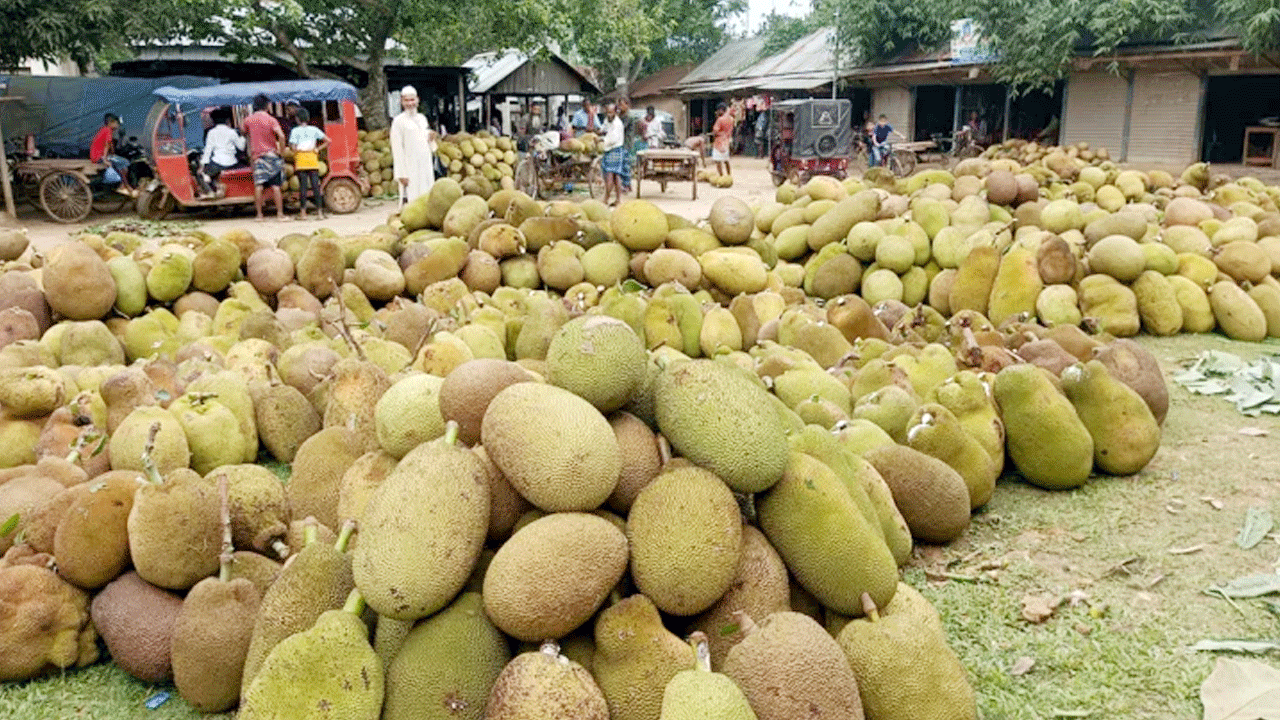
[357,10,397,131]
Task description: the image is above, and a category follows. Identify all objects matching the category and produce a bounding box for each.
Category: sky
[731,0,812,36]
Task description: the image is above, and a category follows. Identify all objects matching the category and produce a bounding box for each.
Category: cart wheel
[136,187,175,220]
[892,149,917,176]
[587,161,605,200]
[324,178,362,214]
[514,158,538,198]
[39,172,93,223]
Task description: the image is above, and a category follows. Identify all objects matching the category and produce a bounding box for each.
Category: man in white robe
[391,85,438,203]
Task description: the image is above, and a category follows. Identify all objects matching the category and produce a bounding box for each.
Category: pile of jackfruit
[0,153,1275,719]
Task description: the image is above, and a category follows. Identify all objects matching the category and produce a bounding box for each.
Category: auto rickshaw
[136,79,368,219]
[768,98,852,186]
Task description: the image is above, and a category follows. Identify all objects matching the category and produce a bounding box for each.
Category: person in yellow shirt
[288,107,330,219]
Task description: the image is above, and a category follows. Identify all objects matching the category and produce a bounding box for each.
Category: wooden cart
[14,157,132,223]
[514,150,604,200]
[635,148,698,200]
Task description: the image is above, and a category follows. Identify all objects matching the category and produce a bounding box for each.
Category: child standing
[288,107,329,219]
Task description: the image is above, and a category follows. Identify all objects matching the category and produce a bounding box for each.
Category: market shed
[464,49,600,133]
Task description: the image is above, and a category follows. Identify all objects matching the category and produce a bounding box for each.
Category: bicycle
[866,141,916,177]
[931,130,984,168]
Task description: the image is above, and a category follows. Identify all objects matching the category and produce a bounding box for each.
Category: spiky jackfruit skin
[722,612,864,720]
[756,452,897,617]
[863,444,972,544]
[353,437,489,621]
[545,316,646,413]
[838,583,977,720]
[239,609,383,720]
[484,646,610,720]
[1060,360,1160,476]
[659,667,758,720]
[240,539,354,696]
[483,513,627,642]
[626,466,742,616]
[481,383,621,512]
[382,592,509,720]
[171,577,260,713]
[653,360,787,494]
[592,595,694,720]
[993,364,1094,490]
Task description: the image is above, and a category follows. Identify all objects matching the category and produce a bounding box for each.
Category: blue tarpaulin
[0,75,220,157]
[153,79,359,108]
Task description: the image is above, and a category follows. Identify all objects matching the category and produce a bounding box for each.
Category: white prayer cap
[400,85,418,98]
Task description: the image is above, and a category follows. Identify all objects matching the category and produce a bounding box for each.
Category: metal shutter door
[872,87,913,139]
[1062,71,1126,155]
[1127,70,1201,166]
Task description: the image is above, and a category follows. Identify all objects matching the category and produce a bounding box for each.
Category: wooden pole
[0,110,16,221]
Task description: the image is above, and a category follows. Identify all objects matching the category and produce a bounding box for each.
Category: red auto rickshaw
[136,79,368,219]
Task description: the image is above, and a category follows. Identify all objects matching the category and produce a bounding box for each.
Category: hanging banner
[950,19,999,65]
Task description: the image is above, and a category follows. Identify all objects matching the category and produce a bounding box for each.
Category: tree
[0,0,134,70]
[757,11,823,58]
[1218,0,1280,56]
[397,0,557,66]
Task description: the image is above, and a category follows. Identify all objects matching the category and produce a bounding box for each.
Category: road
[4,157,783,254]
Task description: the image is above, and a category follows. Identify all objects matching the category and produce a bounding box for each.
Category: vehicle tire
[892,149,917,176]
[39,172,92,223]
[323,177,362,214]
[816,133,839,158]
[136,187,174,220]
[587,160,605,200]
[514,157,539,198]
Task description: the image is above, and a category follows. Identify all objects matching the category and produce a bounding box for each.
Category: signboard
[950,18,998,65]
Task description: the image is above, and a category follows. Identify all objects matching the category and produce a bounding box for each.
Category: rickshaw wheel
[587,160,605,199]
[323,178,362,214]
[514,157,539,198]
[39,172,92,224]
[136,188,175,220]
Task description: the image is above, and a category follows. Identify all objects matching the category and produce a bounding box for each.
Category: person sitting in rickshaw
[197,108,246,199]
[89,113,137,197]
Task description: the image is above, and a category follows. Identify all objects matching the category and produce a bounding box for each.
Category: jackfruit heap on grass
[0,154,1276,720]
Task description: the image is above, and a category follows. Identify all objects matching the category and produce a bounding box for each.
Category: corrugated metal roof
[742,27,838,79]
[463,49,600,95]
[672,36,769,87]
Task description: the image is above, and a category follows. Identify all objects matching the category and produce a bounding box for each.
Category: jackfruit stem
[302,517,319,547]
[687,631,711,672]
[538,640,561,658]
[271,539,291,560]
[330,282,368,362]
[443,420,459,446]
[217,474,233,582]
[343,588,366,616]
[335,519,357,553]
[656,434,672,466]
[141,422,163,485]
[730,610,757,637]
[861,592,880,622]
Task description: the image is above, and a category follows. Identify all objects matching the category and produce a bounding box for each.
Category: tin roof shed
[464,49,600,96]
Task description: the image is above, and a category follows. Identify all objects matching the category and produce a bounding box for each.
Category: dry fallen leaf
[1021,594,1058,623]
[1010,656,1035,676]
[1239,427,1270,437]
[1169,545,1206,555]
[1200,657,1280,720]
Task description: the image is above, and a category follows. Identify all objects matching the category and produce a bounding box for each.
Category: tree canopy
[761,0,1280,90]
[0,0,137,70]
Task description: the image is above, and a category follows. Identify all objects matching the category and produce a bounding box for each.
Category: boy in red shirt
[243,94,288,221]
[89,113,135,196]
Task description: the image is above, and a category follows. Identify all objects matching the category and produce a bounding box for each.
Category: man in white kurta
[391,85,438,202]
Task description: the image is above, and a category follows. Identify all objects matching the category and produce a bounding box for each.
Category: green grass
[0,663,230,719]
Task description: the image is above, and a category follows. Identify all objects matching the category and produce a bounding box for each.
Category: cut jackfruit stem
[141,421,163,486]
[335,519,357,553]
[217,473,233,583]
[657,433,672,466]
[688,631,711,672]
[730,610,758,637]
[343,588,366,616]
[443,420,460,446]
[302,517,319,547]
[538,640,561,658]
[860,592,880,621]
[271,539,291,560]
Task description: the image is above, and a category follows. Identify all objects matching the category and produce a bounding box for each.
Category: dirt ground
[3,156,784,254]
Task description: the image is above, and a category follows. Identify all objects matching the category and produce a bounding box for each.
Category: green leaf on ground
[1191,639,1280,653]
[1200,657,1280,719]
[1177,352,1280,416]
[1210,574,1280,598]
[1237,507,1275,550]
